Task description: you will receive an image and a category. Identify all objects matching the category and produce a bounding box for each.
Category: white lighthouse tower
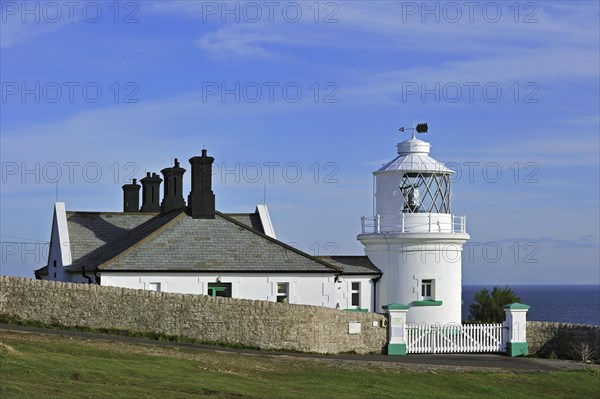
[358,124,469,325]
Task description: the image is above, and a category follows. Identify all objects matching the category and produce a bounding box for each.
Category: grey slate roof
[35,265,48,277]
[65,210,266,268]
[226,213,265,234]
[66,209,340,274]
[316,256,381,275]
[67,211,156,263]
[66,210,181,271]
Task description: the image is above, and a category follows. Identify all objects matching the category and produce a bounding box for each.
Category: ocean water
[462,285,600,325]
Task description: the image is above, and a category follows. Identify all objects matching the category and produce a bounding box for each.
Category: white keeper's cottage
[36,130,469,324]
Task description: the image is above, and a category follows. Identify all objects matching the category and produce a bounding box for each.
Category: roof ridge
[66,211,160,215]
[224,212,257,216]
[316,255,368,258]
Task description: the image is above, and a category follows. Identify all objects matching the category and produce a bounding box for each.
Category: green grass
[0,314,264,351]
[1,331,599,399]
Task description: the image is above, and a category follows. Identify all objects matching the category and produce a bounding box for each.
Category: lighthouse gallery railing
[361,214,466,234]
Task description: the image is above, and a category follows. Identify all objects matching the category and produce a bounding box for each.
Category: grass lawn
[1,331,598,399]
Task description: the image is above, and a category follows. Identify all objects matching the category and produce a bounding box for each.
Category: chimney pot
[188,149,216,219]
[140,172,162,213]
[122,179,141,212]
[161,159,186,214]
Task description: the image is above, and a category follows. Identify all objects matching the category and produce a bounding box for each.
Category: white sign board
[348,321,361,335]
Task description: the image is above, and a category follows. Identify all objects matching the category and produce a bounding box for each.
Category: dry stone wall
[528,321,600,361]
[0,277,387,354]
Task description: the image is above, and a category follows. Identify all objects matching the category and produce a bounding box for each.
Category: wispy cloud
[555,115,600,126]
[195,27,293,60]
[0,18,67,49]
[338,2,598,48]
[443,134,600,168]
[494,235,598,250]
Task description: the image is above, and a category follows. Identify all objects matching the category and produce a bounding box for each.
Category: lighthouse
[358,124,469,325]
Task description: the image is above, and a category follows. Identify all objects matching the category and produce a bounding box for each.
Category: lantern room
[363,128,465,234]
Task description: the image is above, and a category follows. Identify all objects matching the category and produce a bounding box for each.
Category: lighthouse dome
[396,137,431,155]
[376,137,453,175]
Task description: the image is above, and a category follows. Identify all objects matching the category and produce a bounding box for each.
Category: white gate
[406,323,505,354]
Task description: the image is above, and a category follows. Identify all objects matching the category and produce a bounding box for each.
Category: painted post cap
[382,303,410,310]
[503,303,530,310]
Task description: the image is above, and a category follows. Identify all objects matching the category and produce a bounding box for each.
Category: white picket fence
[406,323,505,354]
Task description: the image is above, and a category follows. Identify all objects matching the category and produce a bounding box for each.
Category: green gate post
[383,304,409,355]
[503,303,530,357]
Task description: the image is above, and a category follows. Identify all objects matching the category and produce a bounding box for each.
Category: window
[53,260,57,268]
[148,282,161,292]
[421,280,433,300]
[398,173,451,214]
[351,282,360,308]
[277,283,289,303]
[208,283,232,297]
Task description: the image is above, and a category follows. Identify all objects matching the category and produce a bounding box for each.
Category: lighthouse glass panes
[399,173,450,214]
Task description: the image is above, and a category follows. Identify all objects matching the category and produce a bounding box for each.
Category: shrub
[469,286,521,323]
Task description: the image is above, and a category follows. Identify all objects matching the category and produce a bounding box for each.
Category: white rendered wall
[359,233,469,325]
[45,211,63,282]
[334,276,376,312]
[44,202,72,282]
[100,273,337,308]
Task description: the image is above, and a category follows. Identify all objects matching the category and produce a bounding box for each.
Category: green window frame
[208,283,232,297]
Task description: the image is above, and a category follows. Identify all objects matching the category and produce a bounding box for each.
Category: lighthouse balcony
[361,213,466,234]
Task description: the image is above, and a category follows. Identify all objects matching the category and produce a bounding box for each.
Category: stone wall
[0,277,387,354]
[528,321,600,361]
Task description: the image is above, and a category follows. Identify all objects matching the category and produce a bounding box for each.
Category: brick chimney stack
[140,172,162,213]
[188,149,216,219]
[161,158,186,214]
[122,178,140,212]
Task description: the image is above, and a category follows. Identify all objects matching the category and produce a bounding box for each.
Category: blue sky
[1,1,598,284]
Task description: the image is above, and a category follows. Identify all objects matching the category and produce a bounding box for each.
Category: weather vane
[399,122,428,139]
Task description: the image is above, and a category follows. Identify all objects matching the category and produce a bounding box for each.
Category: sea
[461,285,600,325]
